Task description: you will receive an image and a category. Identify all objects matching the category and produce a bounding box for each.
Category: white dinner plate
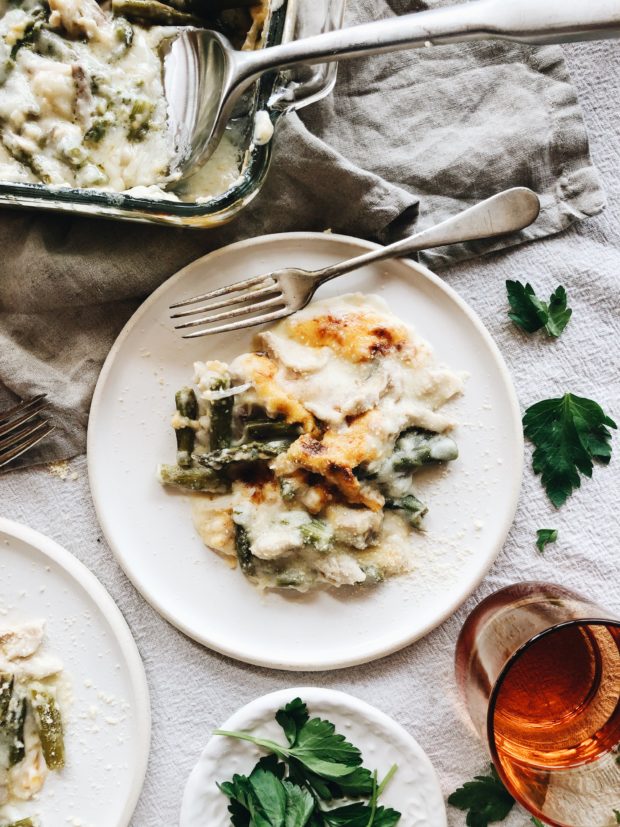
[0,518,150,827]
[180,686,447,827]
[88,232,522,671]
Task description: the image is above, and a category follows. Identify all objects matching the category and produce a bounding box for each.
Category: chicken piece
[315,554,366,587]
[326,504,382,550]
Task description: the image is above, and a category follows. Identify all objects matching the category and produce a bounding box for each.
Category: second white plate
[0,518,150,827]
[88,232,523,671]
[180,687,447,827]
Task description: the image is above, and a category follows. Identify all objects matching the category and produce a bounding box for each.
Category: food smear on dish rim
[0,618,66,817]
[0,0,270,201]
[159,293,470,594]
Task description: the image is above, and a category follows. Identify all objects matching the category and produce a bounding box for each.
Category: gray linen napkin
[0,0,605,469]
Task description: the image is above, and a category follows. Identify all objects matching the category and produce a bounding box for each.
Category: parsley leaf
[506,281,572,338]
[289,762,374,802]
[219,758,314,827]
[614,810,620,824]
[318,802,400,826]
[523,394,616,507]
[448,765,515,827]
[291,717,363,779]
[545,286,572,337]
[217,716,364,781]
[507,281,547,333]
[217,701,401,826]
[276,698,310,747]
[535,529,557,553]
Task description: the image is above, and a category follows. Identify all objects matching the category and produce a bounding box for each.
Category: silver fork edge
[0,393,47,426]
[174,294,286,330]
[170,281,279,320]
[0,395,49,438]
[170,274,275,309]
[181,308,291,339]
[0,421,56,467]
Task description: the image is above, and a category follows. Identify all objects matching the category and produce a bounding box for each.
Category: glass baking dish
[0,0,346,228]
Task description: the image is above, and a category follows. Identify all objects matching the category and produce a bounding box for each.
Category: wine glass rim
[486,617,620,827]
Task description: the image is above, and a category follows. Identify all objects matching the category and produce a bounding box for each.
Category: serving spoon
[164,0,620,182]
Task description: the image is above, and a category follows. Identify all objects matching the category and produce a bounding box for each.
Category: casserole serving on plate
[0,0,345,227]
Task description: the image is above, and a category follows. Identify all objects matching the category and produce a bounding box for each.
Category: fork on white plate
[169,187,541,339]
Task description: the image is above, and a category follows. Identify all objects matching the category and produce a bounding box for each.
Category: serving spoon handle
[233,0,620,84]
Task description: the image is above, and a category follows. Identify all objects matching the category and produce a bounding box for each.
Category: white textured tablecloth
[1,40,619,827]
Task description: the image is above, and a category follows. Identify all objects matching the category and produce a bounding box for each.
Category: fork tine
[169,275,275,310]
[182,308,291,339]
[0,421,55,467]
[173,295,285,330]
[0,393,47,425]
[0,396,49,438]
[170,283,280,320]
[0,419,51,453]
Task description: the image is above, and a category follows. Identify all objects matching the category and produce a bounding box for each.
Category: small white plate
[0,518,150,827]
[180,687,447,827]
[88,232,523,671]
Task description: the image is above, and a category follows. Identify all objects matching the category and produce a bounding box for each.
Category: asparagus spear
[111,0,203,26]
[157,463,229,493]
[0,673,13,724]
[391,429,458,471]
[275,570,309,589]
[208,378,234,451]
[174,387,198,468]
[386,495,428,528]
[239,419,301,444]
[7,696,27,767]
[279,477,297,502]
[300,519,333,553]
[30,688,65,770]
[234,524,255,576]
[194,440,290,471]
[5,819,36,826]
[156,0,255,15]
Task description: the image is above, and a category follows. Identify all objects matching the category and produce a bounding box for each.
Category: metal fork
[170,187,540,338]
[0,394,55,468]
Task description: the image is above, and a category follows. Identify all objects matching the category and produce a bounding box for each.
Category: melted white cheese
[258,293,465,440]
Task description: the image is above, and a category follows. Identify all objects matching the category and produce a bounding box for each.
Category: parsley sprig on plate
[506,281,572,338]
[216,699,401,826]
[523,393,616,506]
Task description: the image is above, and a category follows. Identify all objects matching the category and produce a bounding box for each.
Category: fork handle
[314,187,541,284]
[234,0,620,85]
